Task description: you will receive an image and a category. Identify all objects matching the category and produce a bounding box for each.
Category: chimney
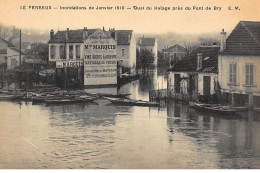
[103,26,105,31]
[139,38,142,44]
[220,29,227,51]
[50,29,54,39]
[128,34,131,42]
[66,28,69,41]
[115,30,117,42]
[197,53,202,70]
[83,27,88,40]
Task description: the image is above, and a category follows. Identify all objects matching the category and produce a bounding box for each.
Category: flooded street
[0,70,260,169]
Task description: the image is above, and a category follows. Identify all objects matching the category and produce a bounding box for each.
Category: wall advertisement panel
[83,29,117,87]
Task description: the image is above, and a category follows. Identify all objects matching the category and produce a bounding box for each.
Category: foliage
[27,43,49,60]
[0,24,20,44]
[137,49,155,70]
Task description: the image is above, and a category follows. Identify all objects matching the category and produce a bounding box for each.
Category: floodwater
[0,69,260,169]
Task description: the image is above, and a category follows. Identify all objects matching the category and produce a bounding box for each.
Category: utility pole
[19,29,21,66]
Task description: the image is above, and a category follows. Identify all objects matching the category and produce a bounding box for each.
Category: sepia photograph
[0,0,259,169]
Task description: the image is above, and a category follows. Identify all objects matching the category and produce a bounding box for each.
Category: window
[174,74,180,93]
[60,45,65,59]
[121,49,125,57]
[229,63,237,84]
[50,45,55,59]
[197,53,202,70]
[245,64,254,85]
[76,45,80,59]
[69,45,73,59]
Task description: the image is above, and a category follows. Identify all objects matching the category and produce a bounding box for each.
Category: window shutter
[250,64,254,85]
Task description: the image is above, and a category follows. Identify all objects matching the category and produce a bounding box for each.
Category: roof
[0,49,7,54]
[0,37,13,47]
[48,29,133,45]
[8,47,25,55]
[164,44,186,52]
[221,21,260,55]
[138,38,156,46]
[116,30,133,45]
[14,42,31,50]
[169,46,220,73]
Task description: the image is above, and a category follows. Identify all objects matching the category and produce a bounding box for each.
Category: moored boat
[194,103,239,115]
[32,95,74,103]
[0,94,21,101]
[84,92,131,98]
[104,97,160,107]
[45,97,95,105]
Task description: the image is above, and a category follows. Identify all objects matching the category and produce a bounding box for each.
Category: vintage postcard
[0,0,259,169]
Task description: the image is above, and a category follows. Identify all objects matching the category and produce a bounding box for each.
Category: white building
[218,21,260,108]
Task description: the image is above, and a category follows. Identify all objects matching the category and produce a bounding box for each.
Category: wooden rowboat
[85,92,131,98]
[194,103,239,115]
[45,97,94,105]
[104,97,160,107]
[0,94,21,101]
[32,95,74,103]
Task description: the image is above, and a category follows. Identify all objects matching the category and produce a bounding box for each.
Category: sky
[0,0,259,34]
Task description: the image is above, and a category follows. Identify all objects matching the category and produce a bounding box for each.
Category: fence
[149,89,192,103]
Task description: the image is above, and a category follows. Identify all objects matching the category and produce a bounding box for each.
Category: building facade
[48,28,126,88]
[218,21,260,108]
[138,37,158,65]
[0,38,24,72]
[48,28,136,70]
[6,47,24,70]
[168,46,220,103]
[114,30,136,71]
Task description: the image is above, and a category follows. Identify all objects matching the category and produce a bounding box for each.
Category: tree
[183,41,200,54]
[8,26,20,44]
[0,24,8,40]
[0,24,20,44]
[199,37,219,46]
[138,49,155,72]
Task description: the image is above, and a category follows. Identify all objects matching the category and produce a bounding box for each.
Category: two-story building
[48,28,136,70]
[218,21,260,108]
[138,37,158,65]
[48,28,131,88]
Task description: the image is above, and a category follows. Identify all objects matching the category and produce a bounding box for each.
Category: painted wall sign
[83,29,117,87]
[56,60,83,68]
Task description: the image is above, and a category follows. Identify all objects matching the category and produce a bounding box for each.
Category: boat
[193,103,239,115]
[32,95,74,103]
[104,97,160,107]
[85,92,131,98]
[190,101,249,112]
[0,94,21,101]
[45,97,95,105]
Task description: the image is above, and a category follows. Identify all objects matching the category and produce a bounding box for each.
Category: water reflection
[165,102,260,168]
